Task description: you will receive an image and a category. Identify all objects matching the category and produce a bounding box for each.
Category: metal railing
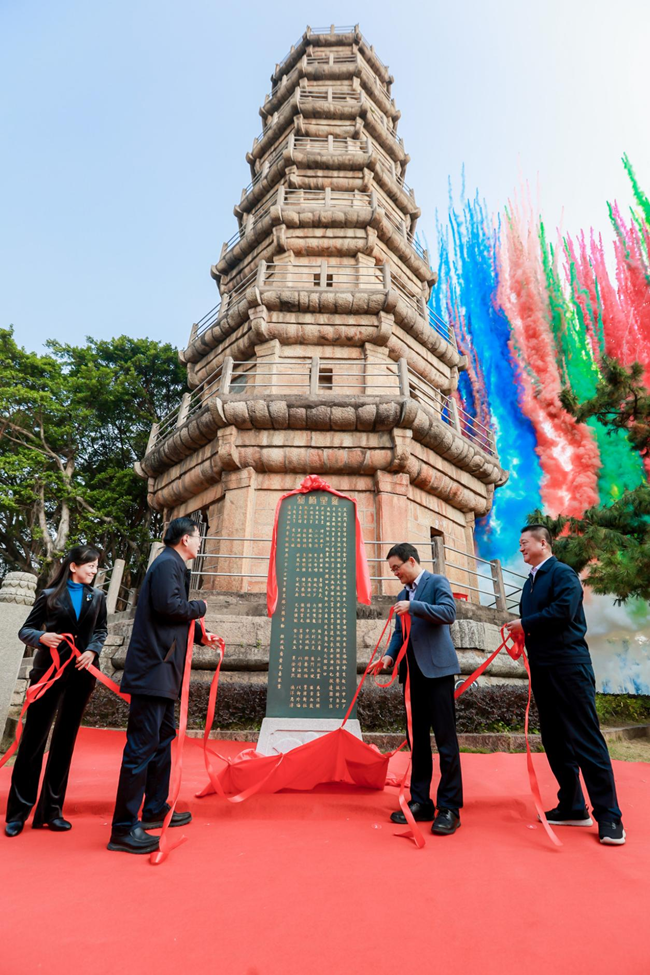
[360,33,388,70]
[396,174,413,196]
[153,362,225,441]
[408,234,426,261]
[276,32,304,72]
[365,101,403,149]
[389,274,455,346]
[222,189,374,261]
[193,267,258,340]
[190,534,519,610]
[186,260,456,349]
[293,135,365,153]
[263,260,386,290]
[270,54,360,99]
[150,351,497,459]
[223,192,280,252]
[95,560,137,613]
[407,366,497,455]
[368,137,396,173]
[378,200,427,261]
[282,187,372,207]
[291,133,397,181]
[438,543,523,610]
[300,84,360,102]
[306,53,357,66]
[242,140,289,198]
[311,25,357,34]
[225,357,400,396]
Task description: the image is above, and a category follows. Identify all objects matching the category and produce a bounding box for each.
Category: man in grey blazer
[381,543,462,835]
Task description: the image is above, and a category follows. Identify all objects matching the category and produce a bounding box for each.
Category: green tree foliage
[526,357,650,602]
[560,356,650,461]
[0,328,186,584]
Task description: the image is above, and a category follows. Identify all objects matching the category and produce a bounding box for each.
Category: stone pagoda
[138,24,508,600]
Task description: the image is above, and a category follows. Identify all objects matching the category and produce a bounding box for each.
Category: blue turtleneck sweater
[67,581,84,618]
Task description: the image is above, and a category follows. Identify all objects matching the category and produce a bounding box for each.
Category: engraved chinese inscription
[266,490,357,718]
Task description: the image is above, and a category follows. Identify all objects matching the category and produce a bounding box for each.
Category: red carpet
[1,728,648,975]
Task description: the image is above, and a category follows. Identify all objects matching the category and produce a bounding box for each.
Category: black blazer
[519,556,591,666]
[19,585,108,680]
[120,546,206,700]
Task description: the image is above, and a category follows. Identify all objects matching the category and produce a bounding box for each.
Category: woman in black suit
[5,545,107,837]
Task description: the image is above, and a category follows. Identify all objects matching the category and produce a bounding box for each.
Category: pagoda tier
[138,25,508,599]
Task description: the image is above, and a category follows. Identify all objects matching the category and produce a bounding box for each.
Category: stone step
[108,614,526,679]
[109,594,513,625]
[107,612,524,663]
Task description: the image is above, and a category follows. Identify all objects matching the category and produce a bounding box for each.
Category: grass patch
[607,738,650,762]
[596,694,650,726]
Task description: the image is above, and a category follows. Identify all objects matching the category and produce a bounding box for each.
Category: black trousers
[5,667,96,825]
[531,662,622,822]
[402,647,463,814]
[111,694,176,833]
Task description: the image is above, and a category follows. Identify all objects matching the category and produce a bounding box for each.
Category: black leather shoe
[140,810,192,830]
[107,826,160,854]
[33,818,72,831]
[390,801,435,824]
[5,822,23,837]
[431,808,461,835]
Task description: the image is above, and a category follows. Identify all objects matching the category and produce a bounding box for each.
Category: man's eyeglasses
[389,562,405,574]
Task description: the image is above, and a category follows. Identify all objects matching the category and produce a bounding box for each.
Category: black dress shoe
[107,826,160,854]
[33,818,72,831]
[390,801,435,824]
[5,822,23,837]
[140,810,192,830]
[431,808,461,835]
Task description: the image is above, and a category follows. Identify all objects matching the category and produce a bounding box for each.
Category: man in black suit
[380,543,462,836]
[108,517,219,854]
[506,524,625,846]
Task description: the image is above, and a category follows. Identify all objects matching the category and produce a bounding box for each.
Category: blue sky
[2,0,648,354]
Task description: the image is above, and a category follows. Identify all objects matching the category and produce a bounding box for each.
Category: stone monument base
[257,717,363,756]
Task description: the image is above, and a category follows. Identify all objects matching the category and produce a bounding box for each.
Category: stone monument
[258,487,361,753]
[0,572,37,741]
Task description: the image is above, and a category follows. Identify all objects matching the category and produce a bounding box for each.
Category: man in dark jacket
[506,524,625,845]
[108,517,219,854]
[380,543,462,836]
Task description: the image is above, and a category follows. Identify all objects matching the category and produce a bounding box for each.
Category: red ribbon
[266,475,372,617]
[340,609,424,849]
[150,618,227,864]
[0,635,130,772]
[519,649,561,847]
[347,616,560,850]
[195,643,285,804]
[0,623,230,865]
[369,613,426,848]
[452,626,560,848]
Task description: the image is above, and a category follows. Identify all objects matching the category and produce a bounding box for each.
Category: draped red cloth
[266,474,372,616]
[197,619,560,850]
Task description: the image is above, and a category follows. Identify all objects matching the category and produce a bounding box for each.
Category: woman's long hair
[45,545,101,612]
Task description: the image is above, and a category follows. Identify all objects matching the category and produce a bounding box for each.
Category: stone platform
[75,592,528,736]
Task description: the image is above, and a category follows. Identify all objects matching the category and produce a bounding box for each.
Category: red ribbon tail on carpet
[150,618,200,865]
[453,626,561,849]
[521,651,562,848]
[197,645,286,803]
